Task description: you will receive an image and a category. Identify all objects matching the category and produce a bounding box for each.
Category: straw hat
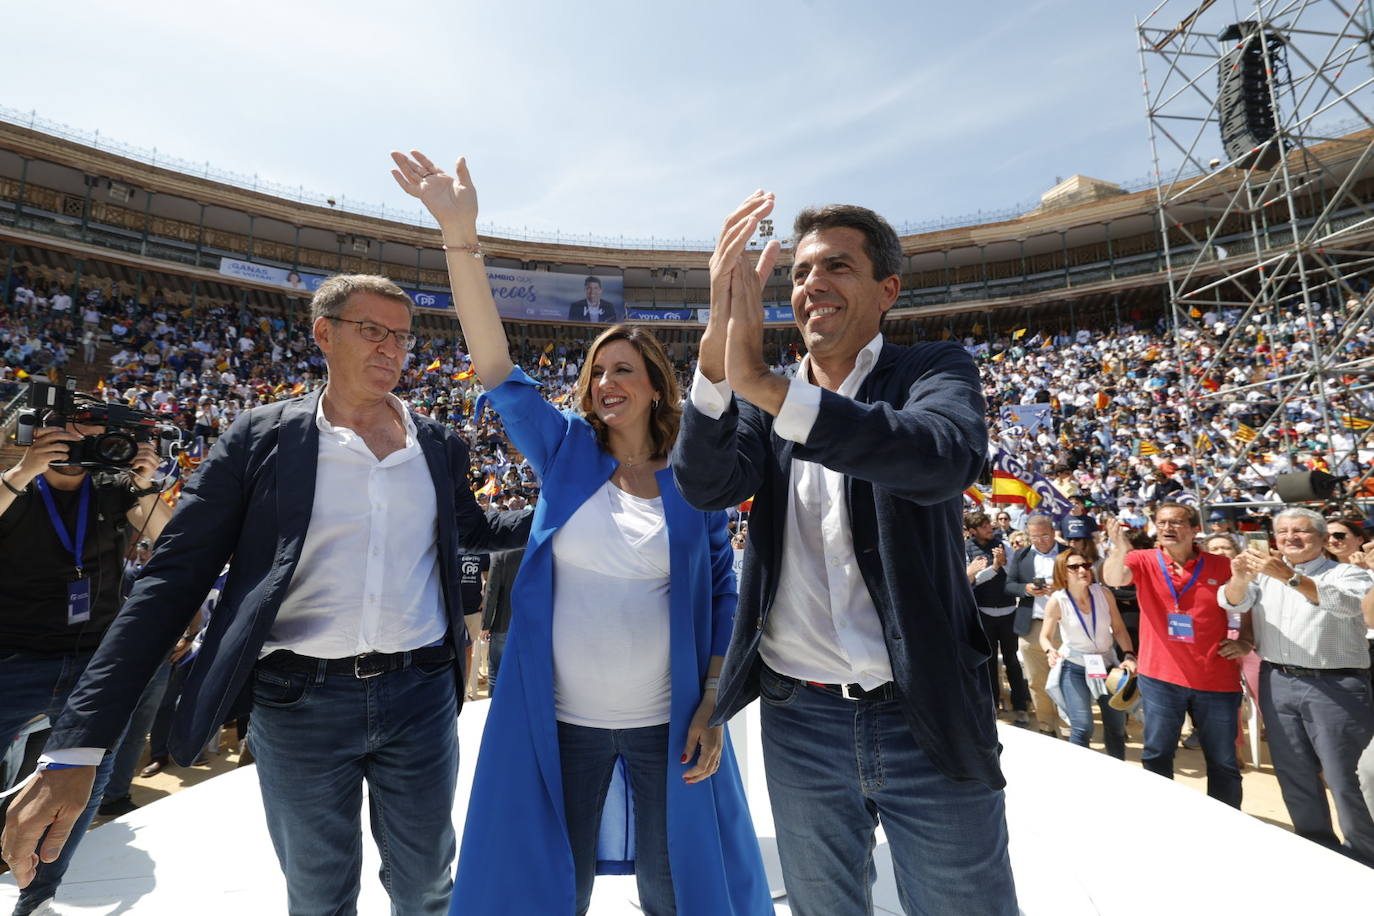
[1106,666,1141,712]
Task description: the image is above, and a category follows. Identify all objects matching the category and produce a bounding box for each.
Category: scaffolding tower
[1137,0,1374,513]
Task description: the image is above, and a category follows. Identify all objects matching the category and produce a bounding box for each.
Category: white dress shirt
[264,393,447,658]
[690,333,893,689]
[1031,548,1059,620]
[43,394,446,768]
[1219,555,1372,670]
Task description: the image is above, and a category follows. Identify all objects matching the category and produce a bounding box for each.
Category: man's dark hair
[1156,501,1200,528]
[583,276,601,288]
[793,205,902,281]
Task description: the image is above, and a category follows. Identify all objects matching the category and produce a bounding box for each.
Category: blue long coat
[451,368,772,915]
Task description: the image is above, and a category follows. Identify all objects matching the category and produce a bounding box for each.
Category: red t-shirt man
[1124,547,1238,693]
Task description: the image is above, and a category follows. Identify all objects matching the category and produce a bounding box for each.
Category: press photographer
[0,383,172,916]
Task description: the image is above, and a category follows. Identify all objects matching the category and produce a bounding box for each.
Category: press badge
[67,577,91,625]
[1166,612,1195,643]
[1083,653,1108,679]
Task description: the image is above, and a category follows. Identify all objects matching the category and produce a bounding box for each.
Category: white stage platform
[4,700,1372,914]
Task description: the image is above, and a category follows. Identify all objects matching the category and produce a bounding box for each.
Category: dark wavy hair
[575,324,682,460]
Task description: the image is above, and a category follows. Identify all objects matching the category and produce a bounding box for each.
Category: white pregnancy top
[551,479,672,727]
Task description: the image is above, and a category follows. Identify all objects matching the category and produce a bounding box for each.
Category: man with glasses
[1104,502,1248,807]
[1007,515,1062,736]
[4,275,531,913]
[1221,508,1374,865]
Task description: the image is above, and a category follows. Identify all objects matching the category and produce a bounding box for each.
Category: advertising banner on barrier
[218,258,326,293]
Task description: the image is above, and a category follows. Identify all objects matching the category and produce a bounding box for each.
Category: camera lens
[94,432,137,465]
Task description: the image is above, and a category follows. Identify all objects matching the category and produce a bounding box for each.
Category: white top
[551,479,672,728]
[1219,555,1372,670]
[690,333,893,690]
[1051,584,1116,658]
[264,393,447,658]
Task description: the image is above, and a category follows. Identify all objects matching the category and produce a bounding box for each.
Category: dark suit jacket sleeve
[793,342,987,505]
[448,434,532,552]
[568,301,583,321]
[1005,546,1034,601]
[707,511,737,658]
[670,396,773,512]
[48,411,254,751]
[480,550,515,631]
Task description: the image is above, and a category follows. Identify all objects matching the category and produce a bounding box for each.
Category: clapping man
[672,192,1016,914]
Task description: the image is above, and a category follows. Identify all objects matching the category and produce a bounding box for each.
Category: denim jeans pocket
[412,657,455,678]
[251,668,311,708]
[758,666,800,706]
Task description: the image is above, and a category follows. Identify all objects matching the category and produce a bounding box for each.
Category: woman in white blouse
[391,151,771,915]
[1040,548,1137,759]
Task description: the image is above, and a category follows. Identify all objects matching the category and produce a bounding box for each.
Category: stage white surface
[4,700,1372,914]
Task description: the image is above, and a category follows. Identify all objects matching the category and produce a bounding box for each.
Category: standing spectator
[479,547,523,696]
[1039,548,1137,759]
[1222,509,1374,865]
[457,551,490,699]
[965,512,1029,725]
[1008,515,1063,737]
[1104,503,1248,807]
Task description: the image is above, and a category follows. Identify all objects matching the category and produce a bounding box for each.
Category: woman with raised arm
[391,151,771,916]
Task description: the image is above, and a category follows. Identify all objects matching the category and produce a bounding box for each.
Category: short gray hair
[1274,507,1327,537]
[1025,514,1055,532]
[309,274,414,324]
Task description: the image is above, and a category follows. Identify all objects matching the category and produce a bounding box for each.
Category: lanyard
[35,477,92,577]
[1155,548,1204,611]
[1064,588,1098,647]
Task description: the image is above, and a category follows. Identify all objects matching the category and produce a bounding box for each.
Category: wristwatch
[1285,571,1303,589]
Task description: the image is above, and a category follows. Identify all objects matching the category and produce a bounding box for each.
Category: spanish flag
[990,352,1004,363]
[1094,391,1111,410]
[991,469,1039,507]
[538,352,552,368]
[475,474,501,498]
[964,485,985,505]
[1234,423,1257,443]
[1012,328,1028,340]
[1189,306,1202,319]
[425,358,442,372]
[291,381,306,396]
[95,378,106,391]
[15,369,29,379]
[453,368,475,381]
[543,341,555,354]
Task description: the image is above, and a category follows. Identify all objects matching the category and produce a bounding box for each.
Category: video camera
[14,377,188,471]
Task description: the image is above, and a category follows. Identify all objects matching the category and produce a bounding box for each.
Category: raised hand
[390,151,478,242]
[700,192,778,383]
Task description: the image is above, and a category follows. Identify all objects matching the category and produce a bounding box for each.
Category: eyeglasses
[1065,563,1092,571]
[327,317,417,351]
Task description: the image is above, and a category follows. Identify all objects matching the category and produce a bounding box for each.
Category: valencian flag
[1136,440,1160,457]
[1194,431,1213,453]
[1234,422,1258,443]
[1339,414,1373,431]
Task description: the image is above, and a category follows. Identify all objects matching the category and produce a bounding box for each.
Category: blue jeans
[102,659,170,803]
[557,721,674,916]
[247,657,459,916]
[1137,673,1242,808]
[1059,660,1127,760]
[757,667,1017,915]
[486,631,507,697]
[0,653,122,915]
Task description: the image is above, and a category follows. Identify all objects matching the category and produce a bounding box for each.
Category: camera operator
[0,419,170,916]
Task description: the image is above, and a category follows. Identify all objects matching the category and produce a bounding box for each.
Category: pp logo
[414,293,437,307]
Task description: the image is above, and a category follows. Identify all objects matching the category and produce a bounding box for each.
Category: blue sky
[6,0,1156,241]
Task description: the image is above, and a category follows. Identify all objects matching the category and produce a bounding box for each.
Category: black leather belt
[1265,661,1367,679]
[259,644,454,680]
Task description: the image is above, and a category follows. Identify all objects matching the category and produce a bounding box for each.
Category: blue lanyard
[1064,588,1097,642]
[35,477,91,577]
[1155,548,1204,611]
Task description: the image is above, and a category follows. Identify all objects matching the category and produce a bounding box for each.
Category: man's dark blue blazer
[48,389,529,763]
[670,341,1004,789]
